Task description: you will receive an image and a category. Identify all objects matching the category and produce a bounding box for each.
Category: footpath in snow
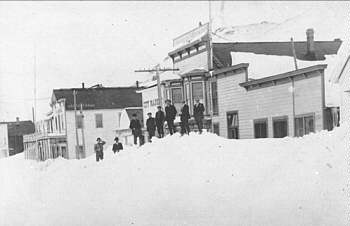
[0,125,348,226]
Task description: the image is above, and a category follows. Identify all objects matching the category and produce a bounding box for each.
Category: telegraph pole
[290,37,298,70]
[33,43,38,161]
[135,66,179,107]
[80,103,86,158]
[208,0,214,133]
[73,90,80,159]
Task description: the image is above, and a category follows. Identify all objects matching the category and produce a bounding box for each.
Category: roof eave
[213,63,249,76]
[239,64,328,88]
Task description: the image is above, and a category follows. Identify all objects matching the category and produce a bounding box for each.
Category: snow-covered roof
[213,5,347,43]
[230,52,340,106]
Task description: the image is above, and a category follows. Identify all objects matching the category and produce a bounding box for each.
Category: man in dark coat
[180,100,190,135]
[193,98,205,134]
[129,113,142,146]
[165,99,177,135]
[146,112,156,142]
[112,137,123,154]
[94,137,106,162]
[155,106,165,138]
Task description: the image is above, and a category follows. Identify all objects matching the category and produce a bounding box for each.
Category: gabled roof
[52,87,142,110]
[213,40,342,69]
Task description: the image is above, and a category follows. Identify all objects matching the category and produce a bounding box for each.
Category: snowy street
[0,126,347,226]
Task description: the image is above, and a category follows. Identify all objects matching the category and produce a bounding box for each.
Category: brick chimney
[82,82,85,89]
[306,28,316,59]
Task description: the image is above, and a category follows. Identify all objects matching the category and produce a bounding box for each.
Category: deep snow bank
[0,126,347,226]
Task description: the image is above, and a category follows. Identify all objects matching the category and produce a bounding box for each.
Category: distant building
[24,84,142,160]
[139,23,342,138]
[0,118,35,158]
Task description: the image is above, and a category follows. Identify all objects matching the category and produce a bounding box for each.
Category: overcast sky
[0,1,347,121]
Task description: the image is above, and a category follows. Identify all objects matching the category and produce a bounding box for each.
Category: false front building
[139,23,342,138]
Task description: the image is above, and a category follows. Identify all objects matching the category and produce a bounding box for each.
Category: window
[213,123,220,135]
[273,116,288,138]
[227,111,239,139]
[166,89,171,100]
[192,82,203,102]
[294,114,315,137]
[95,114,103,128]
[212,81,218,115]
[76,115,83,129]
[172,87,182,104]
[254,118,268,138]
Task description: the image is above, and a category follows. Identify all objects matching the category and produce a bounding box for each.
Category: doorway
[227,111,239,139]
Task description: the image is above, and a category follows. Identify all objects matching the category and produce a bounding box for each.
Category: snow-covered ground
[0,126,347,226]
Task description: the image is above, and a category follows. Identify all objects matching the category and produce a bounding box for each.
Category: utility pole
[80,103,86,158]
[33,43,38,161]
[290,37,298,70]
[73,90,80,159]
[135,66,179,108]
[290,37,297,135]
[208,0,214,133]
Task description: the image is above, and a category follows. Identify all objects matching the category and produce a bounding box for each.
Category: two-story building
[139,23,342,138]
[0,118,35,158]
[24,84,142,160]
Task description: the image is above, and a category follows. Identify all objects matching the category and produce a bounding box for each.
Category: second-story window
[95,113,103,128]
[76,115,83,129]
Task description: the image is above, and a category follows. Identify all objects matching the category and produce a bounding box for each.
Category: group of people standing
[93,98,204,162]
[137,98,205,142]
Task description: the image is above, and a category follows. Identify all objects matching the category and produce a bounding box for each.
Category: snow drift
[0,125,347,226]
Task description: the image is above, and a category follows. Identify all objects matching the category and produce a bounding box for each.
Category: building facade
[139,23,341,138]
[0,118,35,158]
[213,64,328,138]
[24,85,142,160]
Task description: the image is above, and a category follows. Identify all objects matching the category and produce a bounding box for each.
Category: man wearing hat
[165,99,177,135]
[146,112,156,142]
[193,98,205,134]
[129,113,142,146]
[155,106,165,138]
[180,100,190,135]
[94,137,106,162]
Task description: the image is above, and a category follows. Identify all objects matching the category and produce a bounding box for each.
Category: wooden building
[139,23,342,138]
[0,118,34,158]
[24,85,142,160]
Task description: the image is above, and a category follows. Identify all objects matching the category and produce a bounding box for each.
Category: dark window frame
[272,116,289,138]
[95,113,103,128]
[211,81,219,116]
[76,115,83,129]
[294,113,315,137]
[253,118,268,138]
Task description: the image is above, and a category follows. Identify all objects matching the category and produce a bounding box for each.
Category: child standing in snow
[112,137,123,154]
[94,137,106,162]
